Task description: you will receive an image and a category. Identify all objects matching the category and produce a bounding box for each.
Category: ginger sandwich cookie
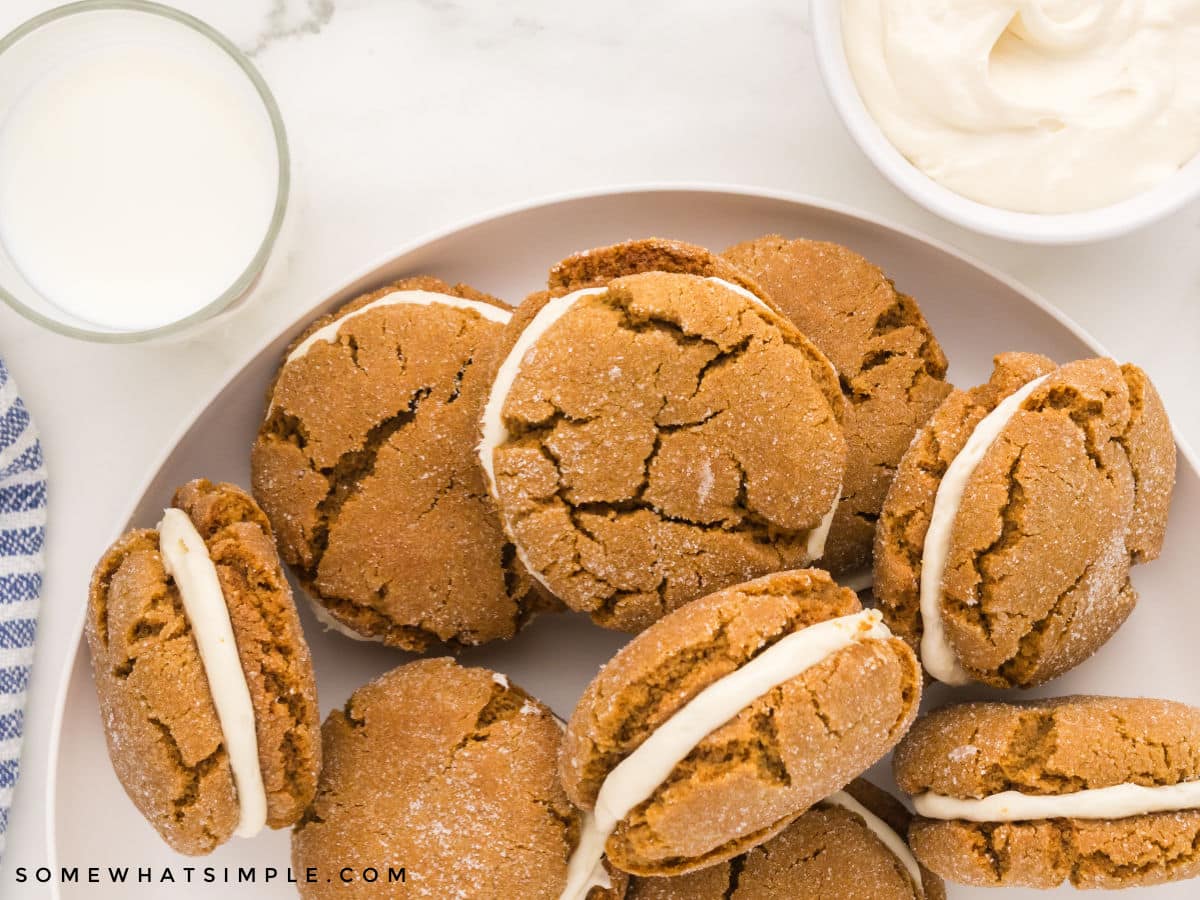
[895,696,1200,889]
[545,236,770,299]
[626,779,943,899]
[480,239,848,632]
[86,479,320,855]
[292,659,626,899]
[722,236,952,577]
[558,569,921,895]
[875,352,1174,688]
[252,276,544,650]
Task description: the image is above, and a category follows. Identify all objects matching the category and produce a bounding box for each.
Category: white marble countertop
[0,0,1196,892]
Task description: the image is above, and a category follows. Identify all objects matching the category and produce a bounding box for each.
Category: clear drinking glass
[0,1,289,341]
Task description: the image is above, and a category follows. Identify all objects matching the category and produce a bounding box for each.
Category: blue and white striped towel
[0,357,46,859]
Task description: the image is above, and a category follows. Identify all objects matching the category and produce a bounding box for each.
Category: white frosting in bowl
[842,0,1200,214]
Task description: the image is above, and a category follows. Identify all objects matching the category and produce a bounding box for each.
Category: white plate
[49,187,1200,898]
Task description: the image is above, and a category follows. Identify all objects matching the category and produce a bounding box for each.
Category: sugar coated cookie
[875,352,1174,687]
[86,479,320,855]
[548,236,769,300]
[895,696,1200,889]
[252,276,543,650]
[291,659,625,899]
[722,236,952,577]
[558,569,920,891]
[481,241,847,631]
[626,779,943,899]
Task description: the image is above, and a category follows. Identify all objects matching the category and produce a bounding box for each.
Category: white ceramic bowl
[810,0,1200,244]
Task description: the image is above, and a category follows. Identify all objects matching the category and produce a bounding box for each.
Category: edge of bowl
[809,0,1200,245]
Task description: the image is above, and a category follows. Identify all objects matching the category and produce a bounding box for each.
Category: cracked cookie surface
[910,813,1200,889]
[561,570,921,875]
[874,352,1175,687]
[85,479,320,855]
[627,779,943,899]
[251,276,541,650]
[896,697,1200,889]
[722,236,952,576]
[291,658,625,899]
[550,236,770,302]
[487,270,846,632]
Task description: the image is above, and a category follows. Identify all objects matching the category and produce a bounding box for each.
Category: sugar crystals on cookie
[480,240,849,632]
[252,276,546,650]
[722,235,952,579]
[86,479,321,854]
[558,569,921,894]
[626,778,942,900]
[875,352,1175,687]
[291,659,627,899]
[895,696,1200,889]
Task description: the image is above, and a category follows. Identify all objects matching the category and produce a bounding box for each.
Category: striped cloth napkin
[0,357,46,858]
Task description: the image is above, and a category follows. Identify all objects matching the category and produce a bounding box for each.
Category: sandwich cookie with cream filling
[292,658,626,899]
[721,236,952,578]
[895,696,1200,889]
[558,569,921,894]
[252,276,545,650]
[480,239,847,632]
[874,352,1174,687]
[86,479,320,854]
[626,778,943,899]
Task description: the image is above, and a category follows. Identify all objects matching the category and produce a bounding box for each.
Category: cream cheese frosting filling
[478,285,607,496]
[158,508,267,838]
[712,275,776,311]
[919,374,1051,684]
[479,278,840,579]
[477,285,608,594]
[281,289,512,635]
[559,609,894,900]
[825,790,924,896]
[914,780,1200,823]
[842,570,875,593]
[707,277,841,561]
[714,278,844,396]
[807,488,840,561]
[286,289,511,363]
[302,591,382,643]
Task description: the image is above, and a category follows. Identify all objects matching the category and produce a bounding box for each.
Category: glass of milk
[0,1,288,341]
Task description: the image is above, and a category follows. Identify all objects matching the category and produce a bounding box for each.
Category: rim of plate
[43,183,1200,886]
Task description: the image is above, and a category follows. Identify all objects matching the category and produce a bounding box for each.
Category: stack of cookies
[87,235,1182,897]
